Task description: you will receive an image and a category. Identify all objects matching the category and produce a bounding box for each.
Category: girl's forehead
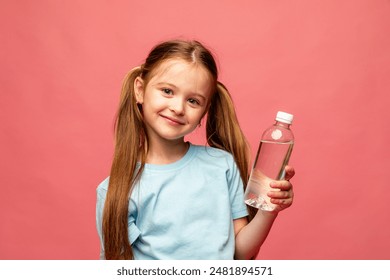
[149,59,212,83]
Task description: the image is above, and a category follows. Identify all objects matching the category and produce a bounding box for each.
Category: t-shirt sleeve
[128,197,141,245]
[96,178,108,260]
[226,156,249,219]
[96,178,141,259]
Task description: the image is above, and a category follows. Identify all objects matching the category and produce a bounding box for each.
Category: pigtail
[206,82,257,220]
[102,67,146,259]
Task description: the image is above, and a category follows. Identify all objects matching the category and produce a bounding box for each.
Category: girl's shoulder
[96,176,109,192]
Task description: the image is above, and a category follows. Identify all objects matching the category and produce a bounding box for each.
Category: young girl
[96,40,295,260]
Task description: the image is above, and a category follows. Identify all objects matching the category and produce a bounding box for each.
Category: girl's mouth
[160,115,185,125]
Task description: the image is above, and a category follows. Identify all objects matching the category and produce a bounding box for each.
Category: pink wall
[1,0,389,259]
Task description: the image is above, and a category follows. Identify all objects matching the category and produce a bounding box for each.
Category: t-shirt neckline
[143,142,196,172]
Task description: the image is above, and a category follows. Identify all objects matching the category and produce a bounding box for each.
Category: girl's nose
[169,98,185,115]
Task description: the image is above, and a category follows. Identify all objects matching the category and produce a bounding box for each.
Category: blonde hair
[102,40,254,259]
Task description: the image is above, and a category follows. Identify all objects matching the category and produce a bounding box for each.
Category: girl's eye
[188,98,200,105]
[162,88,173,95]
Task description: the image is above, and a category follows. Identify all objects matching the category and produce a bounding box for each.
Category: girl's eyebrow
[155,82,178,89]
[192,93,207,101]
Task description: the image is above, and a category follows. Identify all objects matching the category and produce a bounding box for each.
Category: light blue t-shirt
[96,143,248,260]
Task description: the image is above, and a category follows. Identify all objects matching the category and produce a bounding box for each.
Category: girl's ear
[134,77,145,104]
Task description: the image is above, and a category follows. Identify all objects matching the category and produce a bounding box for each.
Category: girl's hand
[267,165,295,213]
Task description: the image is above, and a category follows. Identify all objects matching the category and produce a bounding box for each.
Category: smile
[160,115,185,125]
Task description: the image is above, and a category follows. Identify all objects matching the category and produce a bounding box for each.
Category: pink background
[1,0,389,259]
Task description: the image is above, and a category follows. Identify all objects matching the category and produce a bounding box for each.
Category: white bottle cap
[276,111,294,124]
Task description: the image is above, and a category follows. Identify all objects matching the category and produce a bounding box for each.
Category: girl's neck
[145,139,190,165]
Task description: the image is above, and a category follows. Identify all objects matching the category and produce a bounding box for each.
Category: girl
[96,40,295,260]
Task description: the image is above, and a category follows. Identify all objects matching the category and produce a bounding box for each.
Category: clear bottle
[244,111,294,211]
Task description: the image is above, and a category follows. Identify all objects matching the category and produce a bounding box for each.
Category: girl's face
[134,59,213,144]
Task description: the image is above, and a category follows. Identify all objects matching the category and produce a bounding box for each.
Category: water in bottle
[244,111,294,211]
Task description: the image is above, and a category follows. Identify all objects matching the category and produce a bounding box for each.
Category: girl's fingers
[284,165,295,181]
[268,189,292,199]
[270,197,293,206]
[270,180,293,191]
[267,167,295,211]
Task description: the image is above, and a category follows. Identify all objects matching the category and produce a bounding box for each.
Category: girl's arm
[234,166,295,260]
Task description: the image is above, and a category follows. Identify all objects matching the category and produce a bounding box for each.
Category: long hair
[206,82,257,220]
[102,40,254,259]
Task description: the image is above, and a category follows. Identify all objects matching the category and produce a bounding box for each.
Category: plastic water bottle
[244,111,294,211]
